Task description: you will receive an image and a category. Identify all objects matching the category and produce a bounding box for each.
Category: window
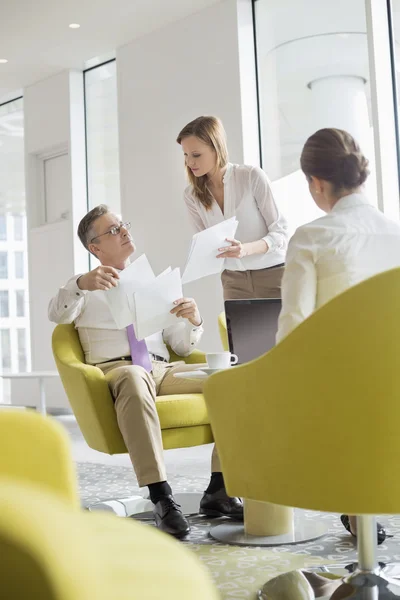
[15,251,24,278]
[0,215,6,241]
[85,60,121,214]
[1,329,11,371]
[0,98,31,379]
[0,253,7,279]
[254,0,377,236]
[17,328,27,372]
[13,214,23,241]
[0,291,8,318]
[16,290,24,317]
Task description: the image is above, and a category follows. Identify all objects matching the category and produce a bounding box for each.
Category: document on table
[134,268,183,340]
[182,217,239,284]
[105,254,155,329]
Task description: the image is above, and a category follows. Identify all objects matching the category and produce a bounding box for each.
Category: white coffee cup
[206,351,238,370]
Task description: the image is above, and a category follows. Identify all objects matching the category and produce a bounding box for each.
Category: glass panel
[1,329,11,372]
[0,98,31,379]
[13,214,23,241]
[14,251,24,278]
[17,328,27,372]
[0,291,9,318]
[0,215,6,241]
[254,0,377,236]
[15,290,24,317]
[0,252,8,279]
[85,61,121,214]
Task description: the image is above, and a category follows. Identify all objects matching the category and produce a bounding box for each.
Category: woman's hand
[217,238,269,259]
[217,238,248,259]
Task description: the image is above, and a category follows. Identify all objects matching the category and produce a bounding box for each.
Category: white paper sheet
[134,268,183,340]
[105,254,155,329]
[182,217,239,284]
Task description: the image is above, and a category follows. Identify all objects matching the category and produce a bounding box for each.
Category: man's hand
[77,266,120,291]
[170,297,202,327]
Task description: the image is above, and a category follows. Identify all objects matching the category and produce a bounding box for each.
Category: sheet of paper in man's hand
[105,254,155,329]
[182,217,238,284]
[134,267,183,340]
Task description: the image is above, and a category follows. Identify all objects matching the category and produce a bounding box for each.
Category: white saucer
[198,367,225,375]
[173,367,226,380]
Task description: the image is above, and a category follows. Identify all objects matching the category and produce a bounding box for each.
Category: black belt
[99,354,168,365]
[266,262,285,270]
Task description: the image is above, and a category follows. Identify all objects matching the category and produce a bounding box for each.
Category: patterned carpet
[76,460,400,599]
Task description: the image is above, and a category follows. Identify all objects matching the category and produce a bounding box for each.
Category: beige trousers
[221,264,284,301]
[97,359,220,487]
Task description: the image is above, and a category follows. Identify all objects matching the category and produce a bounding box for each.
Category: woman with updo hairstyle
[277,128,400,545]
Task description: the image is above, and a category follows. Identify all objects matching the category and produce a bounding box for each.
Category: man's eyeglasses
[90,222,131,243]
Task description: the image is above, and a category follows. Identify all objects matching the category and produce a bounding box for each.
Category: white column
[308,75,370,154]
[308,75,376,204]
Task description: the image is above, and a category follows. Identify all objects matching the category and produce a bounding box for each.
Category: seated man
[49,204,243,538]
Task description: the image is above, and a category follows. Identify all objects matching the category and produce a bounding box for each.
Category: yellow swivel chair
[204,268,400,599]
[52,323,212,514]
[0,412,219,600]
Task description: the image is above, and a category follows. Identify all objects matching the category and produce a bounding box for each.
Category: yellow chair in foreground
[0,412,219,600]
[204,268,400,599]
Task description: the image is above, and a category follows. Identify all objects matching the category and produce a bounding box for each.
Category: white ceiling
[0,0,221,101]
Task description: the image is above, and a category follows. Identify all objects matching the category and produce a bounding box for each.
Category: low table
[1,371,60,415]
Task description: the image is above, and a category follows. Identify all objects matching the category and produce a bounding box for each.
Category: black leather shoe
[199,488,243,520]
[153,495,190,538]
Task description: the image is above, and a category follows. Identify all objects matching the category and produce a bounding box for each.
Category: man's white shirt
[49,275,203,364]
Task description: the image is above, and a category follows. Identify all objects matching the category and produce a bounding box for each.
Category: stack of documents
[105,255,183,340]
[105,254,155,330]
[134,267,182,340]
[182,217,238,284]
[104,216,240,339]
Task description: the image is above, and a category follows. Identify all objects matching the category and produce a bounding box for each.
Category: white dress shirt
[48,276,204,365]
[184,163,289,271]
[277,193,400,343]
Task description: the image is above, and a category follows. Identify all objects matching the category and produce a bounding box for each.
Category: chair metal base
[210,509,328,547]
[87,492,203,518]
[258,564,400,599]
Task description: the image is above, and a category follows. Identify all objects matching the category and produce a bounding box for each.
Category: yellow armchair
[218,311,229,351]
[0,409,79,508]
[0,411,219,600]
[205,268,400,598]
[52,324,213,455]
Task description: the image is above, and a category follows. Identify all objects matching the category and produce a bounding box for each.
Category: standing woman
[176,116,289,300]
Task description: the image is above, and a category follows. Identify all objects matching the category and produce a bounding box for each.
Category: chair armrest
[168,348,206,364]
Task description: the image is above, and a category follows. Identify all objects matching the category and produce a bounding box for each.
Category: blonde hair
[176,116,229,210]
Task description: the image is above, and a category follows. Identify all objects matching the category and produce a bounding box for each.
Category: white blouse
[277,193,400,343]
[184,163,289,272]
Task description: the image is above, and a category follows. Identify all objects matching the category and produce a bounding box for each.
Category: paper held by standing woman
[182,217,238,284]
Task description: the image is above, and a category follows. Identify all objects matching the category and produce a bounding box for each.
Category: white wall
[117,0,258,350]
[19,70,88,409]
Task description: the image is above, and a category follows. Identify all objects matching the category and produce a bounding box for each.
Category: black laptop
[225,298,282,366]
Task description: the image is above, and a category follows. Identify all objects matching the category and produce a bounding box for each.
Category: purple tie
[126,324,152,372]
